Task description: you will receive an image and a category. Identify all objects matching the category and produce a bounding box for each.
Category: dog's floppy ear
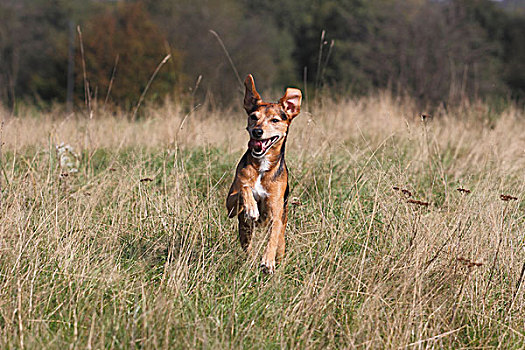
[244,74,261,113]
[279,88,302,119]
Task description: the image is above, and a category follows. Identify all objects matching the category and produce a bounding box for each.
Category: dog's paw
[260,257,275,274]
[244,203,259,221]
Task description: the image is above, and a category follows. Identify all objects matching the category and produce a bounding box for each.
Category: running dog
[226,74,302,273]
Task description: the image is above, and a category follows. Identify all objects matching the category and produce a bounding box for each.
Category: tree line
[0,0,523,111]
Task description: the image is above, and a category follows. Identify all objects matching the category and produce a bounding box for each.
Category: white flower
[56,143,80,173]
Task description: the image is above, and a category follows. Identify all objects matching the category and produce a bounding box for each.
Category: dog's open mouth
[248,136,280,158]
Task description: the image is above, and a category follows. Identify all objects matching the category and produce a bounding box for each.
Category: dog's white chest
[253,174,268,200]
[259,158,270,172]
[253,158,270,200]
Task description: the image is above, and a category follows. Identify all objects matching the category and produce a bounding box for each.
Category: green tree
[248,0,514,104]
[78,2,182,110]
[502,14,525,99]
[146,0,295,104]
[1,0,524,108]
[0,0,70,107]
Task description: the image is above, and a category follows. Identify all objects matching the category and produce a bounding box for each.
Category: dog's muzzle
[248,136,280,158]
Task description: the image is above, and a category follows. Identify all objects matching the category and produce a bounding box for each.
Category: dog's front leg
[261,201,285,274]
[236,185,258,253]
[238,213,254,253]
[240,185,259,221]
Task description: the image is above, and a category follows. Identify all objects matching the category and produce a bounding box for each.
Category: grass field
[1,95,524,348]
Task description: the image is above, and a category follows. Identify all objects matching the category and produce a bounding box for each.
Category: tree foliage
[0,0,524,110]
[78,2,181,108]
[0,0,70,107]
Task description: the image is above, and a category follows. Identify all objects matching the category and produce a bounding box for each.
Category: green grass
[1,97,524,348]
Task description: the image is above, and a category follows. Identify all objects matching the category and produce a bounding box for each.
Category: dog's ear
[244,74,261,113]
[279,88,302,119]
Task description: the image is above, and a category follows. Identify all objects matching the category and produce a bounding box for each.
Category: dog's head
[243,74,302,159]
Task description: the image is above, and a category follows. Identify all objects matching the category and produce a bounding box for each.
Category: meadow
[0,94,524,348]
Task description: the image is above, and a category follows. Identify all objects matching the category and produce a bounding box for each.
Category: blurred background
[0,0,524,112]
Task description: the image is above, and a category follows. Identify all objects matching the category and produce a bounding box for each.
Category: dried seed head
[420,113,432,122]
[290,197,302,206]
[401,189,413,198]
[393,186,413,198]
[407,199,429,207]
[457,257,483,268]
[500,194,518,202]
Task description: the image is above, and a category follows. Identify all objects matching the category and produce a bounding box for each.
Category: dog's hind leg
[276,184,289,262]
[276,207,287,261]
[261,205,286,274]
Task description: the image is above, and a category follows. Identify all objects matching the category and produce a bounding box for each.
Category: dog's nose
[252,128,263,138]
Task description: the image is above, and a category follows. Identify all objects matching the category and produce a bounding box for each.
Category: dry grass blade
[104,54,119,107]
[209,30,243,90]
[77,25,92,119]
[132,54,171,119]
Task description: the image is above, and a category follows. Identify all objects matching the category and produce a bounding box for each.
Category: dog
[226,74,302,273]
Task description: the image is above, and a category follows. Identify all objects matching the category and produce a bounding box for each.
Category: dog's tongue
[249,139,263,152]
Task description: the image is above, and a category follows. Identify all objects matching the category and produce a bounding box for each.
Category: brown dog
[226,74,302,273]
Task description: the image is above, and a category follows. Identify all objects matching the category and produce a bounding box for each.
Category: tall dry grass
[0,94,524,348]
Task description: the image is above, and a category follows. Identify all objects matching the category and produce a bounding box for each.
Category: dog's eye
[271,118,280,123]
[250,115,258,121]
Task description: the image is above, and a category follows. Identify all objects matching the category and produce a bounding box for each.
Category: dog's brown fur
[226,74,302,273]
